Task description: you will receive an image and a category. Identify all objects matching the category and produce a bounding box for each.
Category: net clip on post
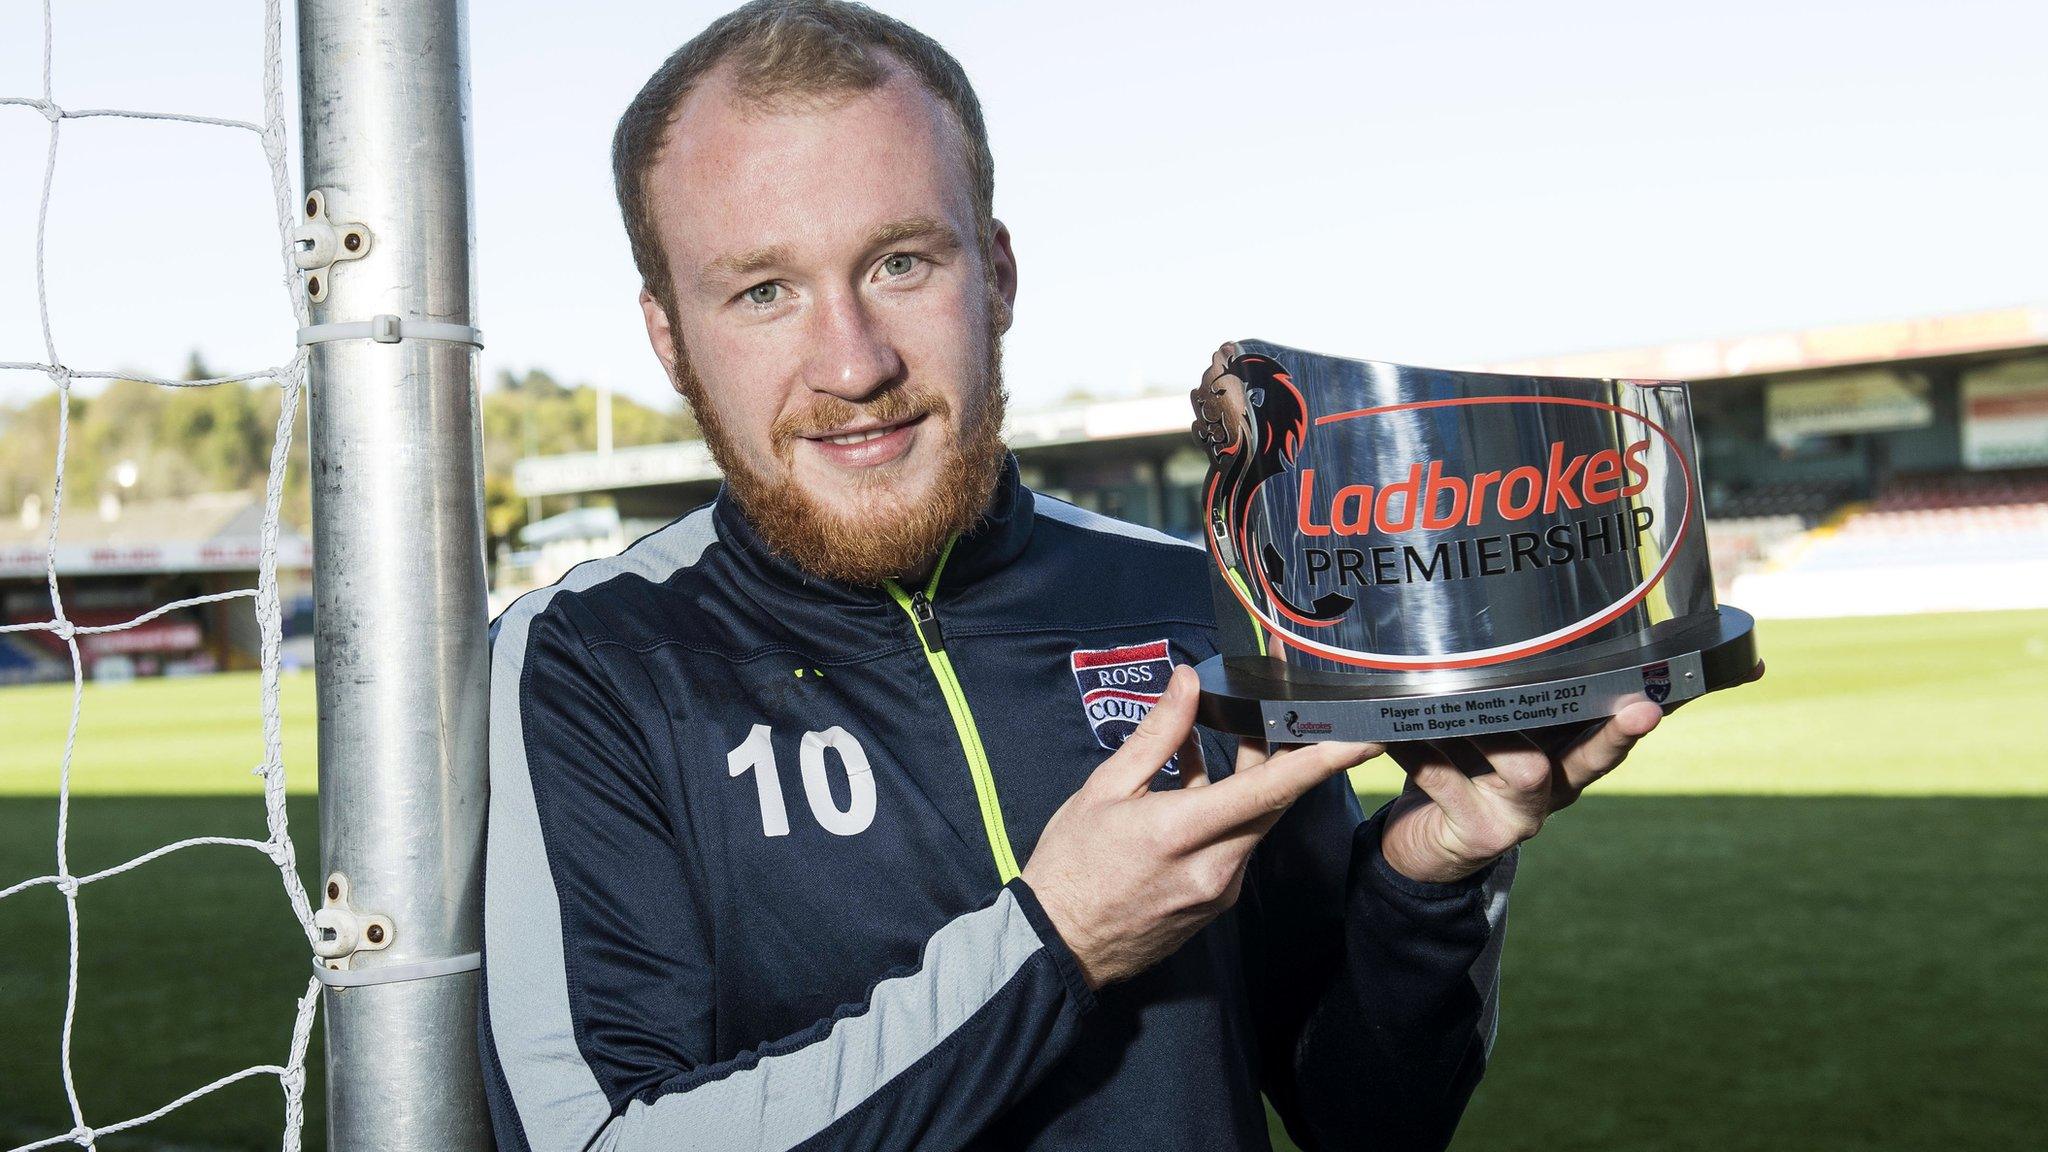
[291,188,484,349]
[309,871,483,989]
[311,871,392,974]
[289,189,369,304]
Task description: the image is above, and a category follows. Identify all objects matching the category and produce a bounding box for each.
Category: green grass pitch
[1,610,2043,1150]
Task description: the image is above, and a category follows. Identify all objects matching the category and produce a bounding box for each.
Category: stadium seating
[1704,514,1808,593]
[0,634,64,686]
[1863,467,2048,513]
[1727,469,2048,617]
[1707,480,1860,523]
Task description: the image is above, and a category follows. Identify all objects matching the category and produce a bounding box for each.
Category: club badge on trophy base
[1189,339,1760,746]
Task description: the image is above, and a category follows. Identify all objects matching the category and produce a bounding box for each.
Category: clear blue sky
[1,0,2043,410]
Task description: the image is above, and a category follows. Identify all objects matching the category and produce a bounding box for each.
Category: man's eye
[744,283,782,306]
[880,254,920,278]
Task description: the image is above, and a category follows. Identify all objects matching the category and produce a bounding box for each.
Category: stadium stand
[1703,515,1809,595]
[1707,480,1862,522]
[1861,467,2048,513]
[1731,470,2048,617]
[0,491,312,683]
[0,631,65,685]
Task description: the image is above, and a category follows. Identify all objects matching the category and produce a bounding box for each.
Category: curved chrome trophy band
[1190,339,1759,744]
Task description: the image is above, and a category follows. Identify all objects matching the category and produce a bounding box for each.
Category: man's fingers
[1183,739,1378,841]
[1559,700,1661,793]
[1387,741,1483,813]
[1094,664,1202,797]
[1245,739,1382,776]
[1461,733,1553,793]
[1177,727,1210,789]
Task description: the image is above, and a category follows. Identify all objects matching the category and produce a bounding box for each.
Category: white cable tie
[296,315,483,348]
[312,951,481,989]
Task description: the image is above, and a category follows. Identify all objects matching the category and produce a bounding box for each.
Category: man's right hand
[1021,665,1377,989]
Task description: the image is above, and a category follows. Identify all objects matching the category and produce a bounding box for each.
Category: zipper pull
[909,590,946,652]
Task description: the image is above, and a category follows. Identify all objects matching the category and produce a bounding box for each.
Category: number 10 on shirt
[727,723,879,837]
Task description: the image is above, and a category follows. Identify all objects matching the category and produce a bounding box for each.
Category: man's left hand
[1377,699,1666,886]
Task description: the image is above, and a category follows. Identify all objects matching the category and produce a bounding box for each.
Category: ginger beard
[671,302,1009,586]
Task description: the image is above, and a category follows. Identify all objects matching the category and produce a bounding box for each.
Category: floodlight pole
[299,1,491,1148]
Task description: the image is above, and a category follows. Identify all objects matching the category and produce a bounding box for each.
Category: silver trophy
[1190,339,1759,745]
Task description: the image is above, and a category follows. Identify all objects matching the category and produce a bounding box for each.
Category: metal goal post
[298,0,492,1147]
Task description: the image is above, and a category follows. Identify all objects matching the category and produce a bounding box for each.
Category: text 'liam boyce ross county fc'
[1293,439,1657,590]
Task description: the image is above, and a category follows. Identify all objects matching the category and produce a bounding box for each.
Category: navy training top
[479,455,1515,1152]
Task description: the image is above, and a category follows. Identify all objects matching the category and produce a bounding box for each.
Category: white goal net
[0,2,320,1149]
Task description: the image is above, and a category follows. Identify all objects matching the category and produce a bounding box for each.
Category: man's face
[639,63,1017,584]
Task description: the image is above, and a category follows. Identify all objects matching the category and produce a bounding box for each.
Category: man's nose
[803,289,905,401]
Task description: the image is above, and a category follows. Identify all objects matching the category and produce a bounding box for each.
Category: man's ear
[640,287,681,387]
[989,219,1018,334]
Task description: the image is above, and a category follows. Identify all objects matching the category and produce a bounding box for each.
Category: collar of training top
[708,452,1037,607]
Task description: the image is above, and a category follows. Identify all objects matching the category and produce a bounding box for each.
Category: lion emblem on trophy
[1191,343,1353,625]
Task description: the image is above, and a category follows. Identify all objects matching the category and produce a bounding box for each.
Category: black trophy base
[1195,605,1758,746]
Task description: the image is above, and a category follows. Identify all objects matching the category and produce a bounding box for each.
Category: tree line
[0,354,696,552]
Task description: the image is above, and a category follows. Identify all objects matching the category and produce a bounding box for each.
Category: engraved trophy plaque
[1190,340,1759,745]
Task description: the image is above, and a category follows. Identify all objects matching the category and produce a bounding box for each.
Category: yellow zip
[884,539,1022,884]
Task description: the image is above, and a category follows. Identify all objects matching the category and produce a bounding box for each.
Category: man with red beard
[480,4,1667,1150]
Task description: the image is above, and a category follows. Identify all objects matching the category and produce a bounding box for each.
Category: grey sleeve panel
[485,509,720,1152]
[1470,846,1517,1059]
[1033,492,1204,550]
[594,889,1046,1152]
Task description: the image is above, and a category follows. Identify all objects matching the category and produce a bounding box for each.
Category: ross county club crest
[1071,639,1179,775]
[1641,661,1672,704]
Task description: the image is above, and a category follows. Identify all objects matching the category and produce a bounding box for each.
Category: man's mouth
[818,421,907,445]
[797,413,928,467]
